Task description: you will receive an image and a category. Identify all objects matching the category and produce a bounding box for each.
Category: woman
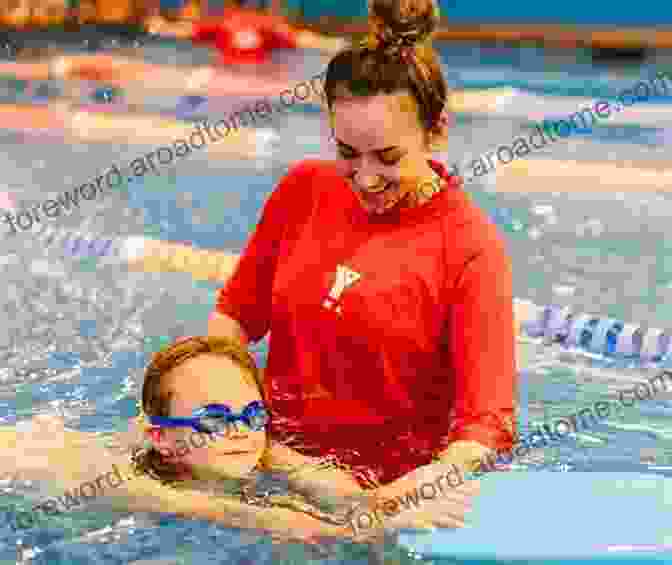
[206,0,517,528]
[0,336,476,550]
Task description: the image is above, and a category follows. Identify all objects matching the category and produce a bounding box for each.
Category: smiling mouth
[218,450,253,455]
[360,182,394,195]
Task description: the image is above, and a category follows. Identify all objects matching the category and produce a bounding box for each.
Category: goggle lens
[244,404,269,430]
[196,416,230,435]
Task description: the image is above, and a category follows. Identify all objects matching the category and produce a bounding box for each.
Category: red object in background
[192,8,298,65]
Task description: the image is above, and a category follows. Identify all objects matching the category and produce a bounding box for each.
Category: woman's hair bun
[368,0,439,50]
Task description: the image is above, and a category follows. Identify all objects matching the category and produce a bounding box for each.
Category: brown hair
[132,336,263,484]
[324,0,446,134]
[131,337,355,525]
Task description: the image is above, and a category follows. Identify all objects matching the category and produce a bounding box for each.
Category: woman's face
[331,92,435,215]
[156,354,266,479]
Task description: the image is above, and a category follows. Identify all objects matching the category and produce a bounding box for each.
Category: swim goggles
[148,401,269,435]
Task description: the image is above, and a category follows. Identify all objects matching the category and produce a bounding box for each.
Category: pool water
[0,38,671,564]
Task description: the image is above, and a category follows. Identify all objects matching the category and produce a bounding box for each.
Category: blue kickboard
[398,472,672,562]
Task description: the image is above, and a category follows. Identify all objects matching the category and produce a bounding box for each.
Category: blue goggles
[148,401,269,435]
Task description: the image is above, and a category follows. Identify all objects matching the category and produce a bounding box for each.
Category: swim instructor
[209,0,516,530]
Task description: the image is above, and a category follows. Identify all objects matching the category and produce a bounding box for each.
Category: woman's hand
[346,480,479,537]
[347,463,480,535]
[384,478,478,531]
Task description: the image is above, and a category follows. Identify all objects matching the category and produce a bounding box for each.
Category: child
[0,336,366,546]
[0,334,476,556]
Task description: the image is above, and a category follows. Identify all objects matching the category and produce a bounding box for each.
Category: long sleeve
[215,161,315,343]
[443,236,517,451]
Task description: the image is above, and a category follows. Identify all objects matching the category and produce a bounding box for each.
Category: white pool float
[399,471,672,562]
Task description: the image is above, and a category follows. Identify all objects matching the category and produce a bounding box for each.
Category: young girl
[0,336,476,548]
[0,337,345,543]
[123,334,367,529]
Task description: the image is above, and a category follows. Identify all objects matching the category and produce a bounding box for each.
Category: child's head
[134,336,267,482]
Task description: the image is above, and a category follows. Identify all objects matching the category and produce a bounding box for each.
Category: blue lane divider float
[565,313,597,349]
[616,323,643,357]
[14,225,672,364]
[175,95,209,120]
[62,230,113,258]
[592,318,623,356]
[517,299,671,363]
[7,221,120,261]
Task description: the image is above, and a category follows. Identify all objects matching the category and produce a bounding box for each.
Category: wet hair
[324,0,447,134]
[131,336,263,484]
[130,337,353,525]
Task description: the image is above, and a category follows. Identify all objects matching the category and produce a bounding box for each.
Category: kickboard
[398,472,672,562]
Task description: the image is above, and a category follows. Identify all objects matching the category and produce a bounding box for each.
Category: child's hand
[14,415,123,490]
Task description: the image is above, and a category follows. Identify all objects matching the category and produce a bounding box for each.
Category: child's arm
[263,441,375,524]
[0,419,356,543]
[109,468,353,545]
[0,416,129,492]
[265,441,365,496]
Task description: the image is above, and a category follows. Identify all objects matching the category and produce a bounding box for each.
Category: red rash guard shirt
[216,160,517,486]
[192,10,297,65]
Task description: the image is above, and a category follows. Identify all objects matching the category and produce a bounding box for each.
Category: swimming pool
[1,39,671,564]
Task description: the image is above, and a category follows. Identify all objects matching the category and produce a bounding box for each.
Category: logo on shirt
[322,264,361,315]
[233,29,262,50]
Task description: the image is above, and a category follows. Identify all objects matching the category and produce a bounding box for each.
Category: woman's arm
[355,232,516,529]
[211,162,317,344]
[433,229,517,467]
[208,311,250,345]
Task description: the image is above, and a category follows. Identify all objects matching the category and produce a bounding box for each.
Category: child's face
[152,354,266,479]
